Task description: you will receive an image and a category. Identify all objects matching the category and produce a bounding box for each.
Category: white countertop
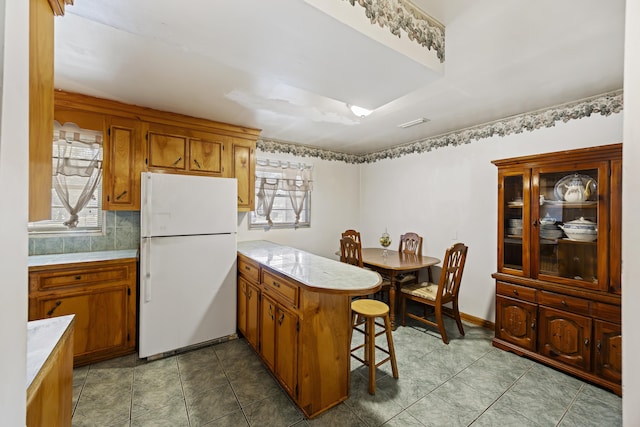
[237,240,381,293]
[28,250,138,268]
[27,315,74,389]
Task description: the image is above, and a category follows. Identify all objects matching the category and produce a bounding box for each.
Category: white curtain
[53,121,103,228]
[255,159,313,227]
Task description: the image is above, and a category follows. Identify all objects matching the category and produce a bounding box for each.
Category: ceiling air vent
[397,118,430,128]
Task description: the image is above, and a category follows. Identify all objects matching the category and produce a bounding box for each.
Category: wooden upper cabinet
[103,116,143,210]
[148,129,187,171]
[232,138,256,211]
[29,0,55,222]
[189,138,224,175]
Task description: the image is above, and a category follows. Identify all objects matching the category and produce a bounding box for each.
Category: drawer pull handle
[596,340,602,352]
[272,281,280,288]
[278,313,285,325]
[531,321,535,330]
[193,159,201,169]
[513,289,518,296]
[245,266,251,271]
[584,338,590,347]
[115,190,128,200]
[75,275,82,280]
[561,300,567,306]
[47,301,62,316]
[173,156,182,166]
[269,305,274,320]
[247,289,252,299]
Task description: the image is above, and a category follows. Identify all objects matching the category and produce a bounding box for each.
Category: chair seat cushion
[401,282,438,301]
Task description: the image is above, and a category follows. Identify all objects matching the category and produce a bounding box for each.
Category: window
[249,159,313,229]
[28,122,104,234]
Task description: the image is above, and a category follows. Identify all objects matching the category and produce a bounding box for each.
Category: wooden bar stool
[350,299,399,394]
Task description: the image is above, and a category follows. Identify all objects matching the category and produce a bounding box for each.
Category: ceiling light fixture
[347,104,373,118]
[397,117,430,128]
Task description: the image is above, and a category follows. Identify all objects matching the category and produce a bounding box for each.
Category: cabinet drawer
[591,302,621,323]
[34,266,130,291]
[496,282,536,303]
[262,270,298,308]
[238,256,260,283]
[538,291,590,316]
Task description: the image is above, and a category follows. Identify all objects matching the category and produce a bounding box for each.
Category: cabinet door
[609,159,622,294]
[533,162,609,291]
[148,131,186,170]
[495,295,537,351]
[238,277,260,350]
[36,286,131,364]
[498,169,531,277]
[538,306,592,371]
[103,117,142,210]
[246,281,260,351]
[275,306,298,396]
[188,138,224,175]
[260,294,277,371]
[594,320,621,384]
[231,139,256,211]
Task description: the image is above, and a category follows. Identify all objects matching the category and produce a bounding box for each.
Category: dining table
[361,248,441,329]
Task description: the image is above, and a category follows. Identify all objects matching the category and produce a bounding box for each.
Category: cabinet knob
[272,281,280,288]
[561,300,567,306]
[513,289,519,296]
[596,340,602,352]
[531,321,535,330]
[75,275,82,280]
[584,338,590,346]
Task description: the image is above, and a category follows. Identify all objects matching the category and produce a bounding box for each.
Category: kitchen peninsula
[237,240,381,418]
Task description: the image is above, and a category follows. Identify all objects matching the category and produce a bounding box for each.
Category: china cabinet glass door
[533,162,609,291]
[498,170,530,276]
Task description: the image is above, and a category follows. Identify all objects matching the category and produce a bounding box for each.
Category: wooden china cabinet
[492,143,622,395]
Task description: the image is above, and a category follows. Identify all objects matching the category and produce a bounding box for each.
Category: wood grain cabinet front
[259,292,299,398]
[231,138,256,212]
[495,295,537,352]
[103,116,143,210]
[237,276,260,351]
[29,258,137,366]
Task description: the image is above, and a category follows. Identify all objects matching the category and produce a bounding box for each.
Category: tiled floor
[71,315,622,427]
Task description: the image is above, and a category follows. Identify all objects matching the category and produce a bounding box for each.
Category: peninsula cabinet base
[492,338,622,396]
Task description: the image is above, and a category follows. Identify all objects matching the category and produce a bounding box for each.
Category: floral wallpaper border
[344,0,445,62]
[256,90,623,165]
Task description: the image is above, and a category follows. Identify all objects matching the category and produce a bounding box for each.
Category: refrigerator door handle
[144,173,152,237]
[143,238,152,302]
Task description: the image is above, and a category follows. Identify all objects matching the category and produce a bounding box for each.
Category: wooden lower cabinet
[538,306,592,371]
[594,320,622,384]
[237,254,353,418]
[260,293,298,397]
[237,276,260,351]
[495,295,537,351]
[29,258,137,366]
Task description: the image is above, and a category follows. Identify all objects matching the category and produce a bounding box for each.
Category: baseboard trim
[461,312,494,330]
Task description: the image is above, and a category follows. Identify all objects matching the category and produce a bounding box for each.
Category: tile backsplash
[29,211,141,256]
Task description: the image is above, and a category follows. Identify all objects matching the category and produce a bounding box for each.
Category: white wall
[237,150,360,259]
[0,0,29,424]
[622,0,640,423]
[359,113,623,322]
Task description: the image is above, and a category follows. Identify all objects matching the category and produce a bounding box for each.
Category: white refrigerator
[139,172,237,358]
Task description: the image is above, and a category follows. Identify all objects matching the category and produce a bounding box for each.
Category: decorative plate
[553,173,597,202]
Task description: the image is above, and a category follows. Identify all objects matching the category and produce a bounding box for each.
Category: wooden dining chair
[376,232,425,303]
[340,236,363,268]
[342,229,362,245]
[400,242,468,344]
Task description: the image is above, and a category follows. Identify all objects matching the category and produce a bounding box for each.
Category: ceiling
[53,0,625,155]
